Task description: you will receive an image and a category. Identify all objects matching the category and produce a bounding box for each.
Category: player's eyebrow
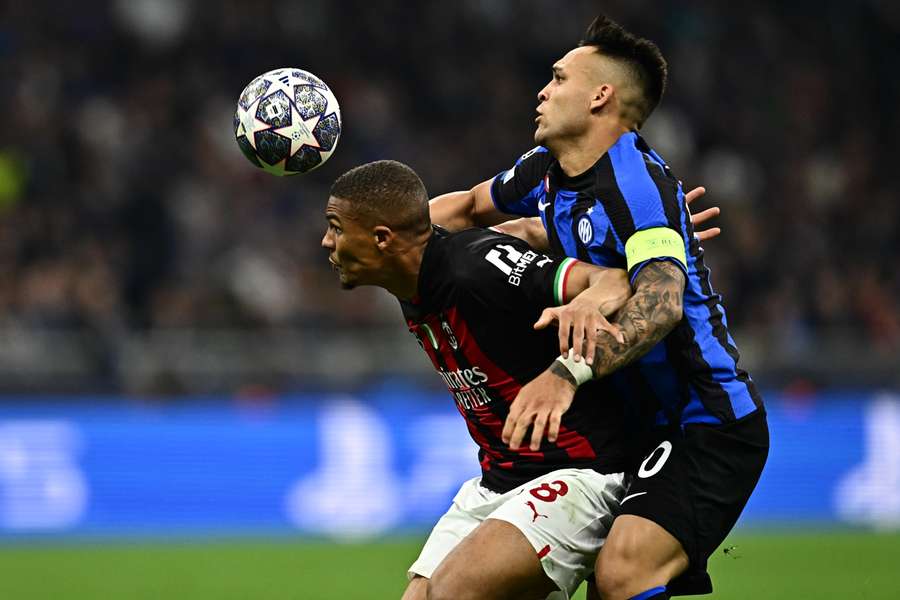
[552,64,564,76]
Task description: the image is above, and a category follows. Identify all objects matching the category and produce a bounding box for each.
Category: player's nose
[537,83,550,103]
[321,230,333,249]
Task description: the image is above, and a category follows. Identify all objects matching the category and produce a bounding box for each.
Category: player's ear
[590,83,614,113]
[373,225,395,251]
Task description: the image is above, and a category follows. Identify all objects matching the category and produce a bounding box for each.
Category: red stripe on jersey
[444,306,521,402]
[456,400,504,471]
[537,544,551,559]
[423,313,509,469]
[445,305,598,461]
[433,308,547,467]
[556,425,597,460]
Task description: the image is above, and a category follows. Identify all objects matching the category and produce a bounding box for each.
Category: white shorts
[408,468,627,599]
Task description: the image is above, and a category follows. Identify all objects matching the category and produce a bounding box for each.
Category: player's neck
[383,231,431,301]
[554,122,629,177]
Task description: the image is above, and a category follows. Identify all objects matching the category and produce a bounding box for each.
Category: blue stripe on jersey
[490,177,543,218]
[672,186,758,421]
[550,189,582,258]
[683,385,721,424]
[584,202,623,266]
[636,344,680,414]
[607,136,669,230]
[605,133,757,423]
[608,137,689,282]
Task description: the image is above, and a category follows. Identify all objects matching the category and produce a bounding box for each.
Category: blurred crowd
[0,0,897,393]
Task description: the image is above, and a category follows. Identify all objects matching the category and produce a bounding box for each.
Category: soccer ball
[233,68,341,175]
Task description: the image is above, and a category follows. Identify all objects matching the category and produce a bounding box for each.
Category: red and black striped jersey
[400,226,628,493]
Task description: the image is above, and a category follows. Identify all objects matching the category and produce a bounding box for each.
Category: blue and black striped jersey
[490,132,764,426]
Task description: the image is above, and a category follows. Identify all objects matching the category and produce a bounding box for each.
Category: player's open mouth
[328,257,341,273]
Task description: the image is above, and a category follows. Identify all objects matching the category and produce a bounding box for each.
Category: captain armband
[625,227,687,273]
[554,350,594,386]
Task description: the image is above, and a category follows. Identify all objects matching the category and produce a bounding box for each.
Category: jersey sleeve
[489,147,553,218]
[605,136,690,283]
[453,230,580,312]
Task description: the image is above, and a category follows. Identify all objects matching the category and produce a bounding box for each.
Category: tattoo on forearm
[549,360,578,387]
[590,261,685,378]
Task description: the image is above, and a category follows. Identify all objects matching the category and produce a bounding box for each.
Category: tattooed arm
[587,260,685,377]
[501,260,685,451]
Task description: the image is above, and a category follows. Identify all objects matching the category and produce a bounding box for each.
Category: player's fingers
[691,206,720,226]
[508,413,534,450]
[502,402,522,444]
[684,186,706,205]
[696,227,722,242]
[571,314,586,362]
[534,307,558,330]
[547,408,563,443]
[557,313,571,357]
[529,412,549,451]
[584,317,599,365]
[595,314,624,345]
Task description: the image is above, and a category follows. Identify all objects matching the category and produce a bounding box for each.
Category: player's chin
[533,125,549,145]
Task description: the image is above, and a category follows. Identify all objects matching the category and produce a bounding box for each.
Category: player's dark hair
[330,160,431,234]
[580,15,667,128]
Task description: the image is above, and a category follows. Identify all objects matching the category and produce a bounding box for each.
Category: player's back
[400,226,629,493]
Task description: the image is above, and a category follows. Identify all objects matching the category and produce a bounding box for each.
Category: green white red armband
[553,258,578,305]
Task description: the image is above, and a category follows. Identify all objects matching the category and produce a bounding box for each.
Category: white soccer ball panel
[233,68,341,175]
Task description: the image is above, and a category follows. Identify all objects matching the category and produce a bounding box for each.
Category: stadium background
[1,1,898,598]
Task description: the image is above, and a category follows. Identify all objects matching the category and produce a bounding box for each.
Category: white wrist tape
[554,350,593,386]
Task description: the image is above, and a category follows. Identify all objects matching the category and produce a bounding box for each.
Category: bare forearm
[589,261,685,378]
[429,191,478,231]
[582,268,630,316]
[491,217,549,251]
[429,180,504,231]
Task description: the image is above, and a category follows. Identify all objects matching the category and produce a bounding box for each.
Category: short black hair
[330,160,431,234]
[580,15,668,128]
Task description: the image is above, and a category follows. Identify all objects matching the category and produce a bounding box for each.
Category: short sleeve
[489,147,553,218]
[605,134,690,283]
[454,230,580,311]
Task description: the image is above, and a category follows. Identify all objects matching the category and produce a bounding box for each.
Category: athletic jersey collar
[549,131,638,191]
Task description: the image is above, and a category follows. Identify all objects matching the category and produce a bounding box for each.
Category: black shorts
[619,409,769,596]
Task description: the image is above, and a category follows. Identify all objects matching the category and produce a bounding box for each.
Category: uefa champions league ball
[233,68,341,175]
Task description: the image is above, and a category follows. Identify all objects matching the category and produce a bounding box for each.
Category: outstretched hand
[684,186,721,242]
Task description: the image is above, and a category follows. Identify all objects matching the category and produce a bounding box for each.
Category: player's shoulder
[439,227,527,284]
[441,226,514,261]
[606,132,679,185]
[516,145,551,165]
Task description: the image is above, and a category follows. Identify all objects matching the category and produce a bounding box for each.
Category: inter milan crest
[577,215,594,245]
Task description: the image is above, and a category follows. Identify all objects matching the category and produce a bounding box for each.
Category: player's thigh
[428,517,558,600]
[401,575,428,600]
[594,435,692,597]
[596,514,688,583]
[407,477,496,582]
[488,468,626,598]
